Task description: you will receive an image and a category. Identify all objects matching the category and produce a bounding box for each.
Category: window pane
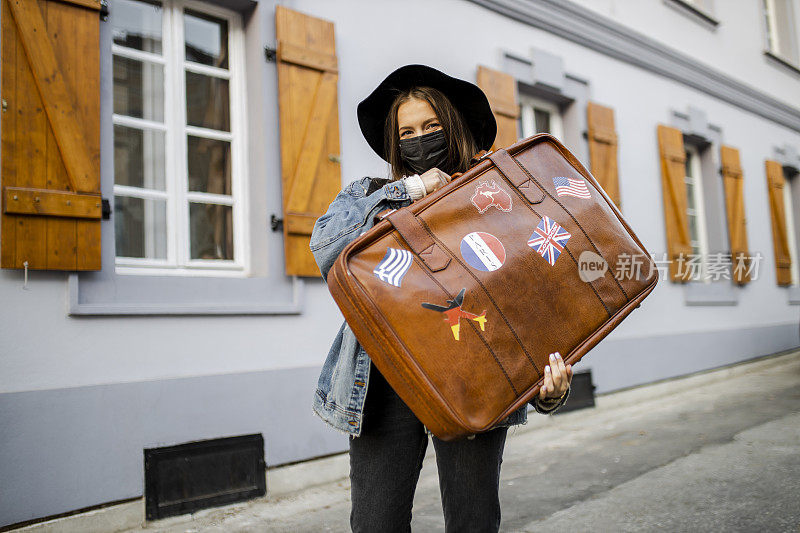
[534,108,550,133]
[111,0,162,54]
[114,125,166,190]
[685,180,695,208]
[684,151,693,177]
[187,136,231,194]
[688,213,698,243]
[189,203,233,260]
[764,0,777,50]
[113,55,164,122]
[185,72,230,131]
[773,0,799,63]
[519,105,534,139]
[115,196,167,259]
[184,9,229,69]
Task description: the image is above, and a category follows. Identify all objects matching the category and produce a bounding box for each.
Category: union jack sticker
[527,216,571,266]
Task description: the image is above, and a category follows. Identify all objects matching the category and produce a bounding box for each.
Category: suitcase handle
[489,149,546,204]
[387,209,451,272]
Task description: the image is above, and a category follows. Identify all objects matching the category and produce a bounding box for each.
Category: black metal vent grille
[144,434,266,521]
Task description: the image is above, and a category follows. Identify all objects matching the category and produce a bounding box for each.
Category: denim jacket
[309,176,570,437]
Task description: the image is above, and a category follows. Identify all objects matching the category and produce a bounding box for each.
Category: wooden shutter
[1,0,102,271]
[275,6,341,277]
[765,160,792,285]
[476,66,518,151]
[719,146,751,284]
[587,102,621,208]
[657,125,692,282]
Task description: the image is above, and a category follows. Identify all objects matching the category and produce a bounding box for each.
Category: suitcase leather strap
[489,149,546,204]
[387,209,451,272]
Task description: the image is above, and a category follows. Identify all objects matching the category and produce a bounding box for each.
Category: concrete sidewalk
[120,349,800,532]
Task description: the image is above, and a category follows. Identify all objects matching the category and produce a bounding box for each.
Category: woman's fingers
[555,352,573,389]
[541,352,574,399]
[539,363,554,400]
[550,353,564,390]
[420,168,451,194]
[556,352,567,382]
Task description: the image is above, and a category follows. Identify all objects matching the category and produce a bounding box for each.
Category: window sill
[763,50,800,78]
[114,264,248,278]
[662,0,719,30]
[683,281,739,306]
[787,285,800,305]
[68,273,304,316]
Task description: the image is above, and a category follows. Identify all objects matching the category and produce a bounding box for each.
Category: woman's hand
[419,168,451,194]
[538,351,573,400]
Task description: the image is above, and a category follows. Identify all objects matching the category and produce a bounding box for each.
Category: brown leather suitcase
[327,133,658,440]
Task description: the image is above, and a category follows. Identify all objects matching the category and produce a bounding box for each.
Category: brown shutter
[476,65,518,151]
[657,125,692,282]
[719,146,751,284]
[1,0,102,271]
[765,160,793,285]
[587,102,621,209]
[275,6,341,277]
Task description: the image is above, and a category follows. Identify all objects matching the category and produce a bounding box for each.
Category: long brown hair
[383,87,477,181]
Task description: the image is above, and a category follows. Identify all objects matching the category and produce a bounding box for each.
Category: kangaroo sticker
[470,180,513,214]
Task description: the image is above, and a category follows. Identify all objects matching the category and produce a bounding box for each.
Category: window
[763,0,800,66]
[684,145,710,281]
[783,169,799,285]
[518,95,564,141]
[110,0,247,276]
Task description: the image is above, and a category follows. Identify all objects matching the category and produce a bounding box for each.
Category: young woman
[310,64,573,532]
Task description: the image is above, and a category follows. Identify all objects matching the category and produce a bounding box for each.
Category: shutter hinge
[100,0,109,21]
[264,46,277,63]
[102,198,111,220]
[270,214,283,232]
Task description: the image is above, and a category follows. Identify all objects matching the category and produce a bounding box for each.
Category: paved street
[130,349,800,533]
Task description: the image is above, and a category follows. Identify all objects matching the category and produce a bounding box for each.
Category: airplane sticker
[421,288,487,341]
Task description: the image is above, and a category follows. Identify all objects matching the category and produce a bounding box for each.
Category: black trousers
[349,362,508,533]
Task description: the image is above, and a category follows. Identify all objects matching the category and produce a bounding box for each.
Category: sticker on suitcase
[421,288,487,341]
[460,232,506,272]
[470,180,513,213]
[527,216,572,266]
[553,176,591,199]
[373,248,413,287]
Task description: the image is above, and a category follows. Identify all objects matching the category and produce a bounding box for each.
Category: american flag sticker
[553,176,592,199]
[528,216,571,266]
[373,248,413,287]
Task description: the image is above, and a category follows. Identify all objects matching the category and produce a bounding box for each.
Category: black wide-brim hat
[357,64,497,161]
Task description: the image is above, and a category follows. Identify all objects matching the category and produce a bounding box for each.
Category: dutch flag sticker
[460,232,506,272]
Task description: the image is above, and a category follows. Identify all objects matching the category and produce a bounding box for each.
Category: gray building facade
[1,0,799,526]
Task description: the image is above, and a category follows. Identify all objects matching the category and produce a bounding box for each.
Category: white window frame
[518,95,564,142]
[684,145,710,282]
[112,0,249,278]
[783,169,800,285]
[763,0,800,66]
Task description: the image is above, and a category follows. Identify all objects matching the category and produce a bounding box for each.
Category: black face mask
[398,129,449,175]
